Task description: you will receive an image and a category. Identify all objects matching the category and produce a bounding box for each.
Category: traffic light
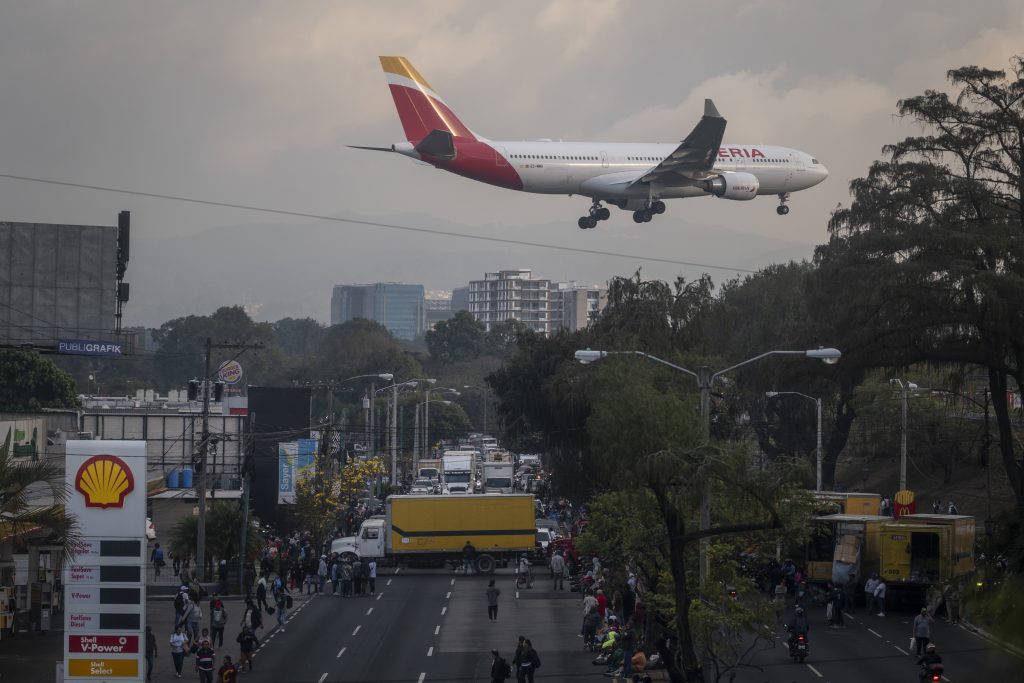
[187,379,200,401]
[192,452,203,474]
[214,381,225,402]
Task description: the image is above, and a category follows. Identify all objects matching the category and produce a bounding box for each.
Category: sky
[1,1,1022,326]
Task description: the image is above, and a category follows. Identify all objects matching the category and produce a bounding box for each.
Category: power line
[0,173,757,274]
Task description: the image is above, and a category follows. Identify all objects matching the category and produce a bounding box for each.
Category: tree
[0,349,78,412]
[0,431,79,562]
[274,317,325,359]
[291,458,386,548]
[814,56,1024,516]
[425,310,485,365]
[313,319,421,382]
[171,500,264,565]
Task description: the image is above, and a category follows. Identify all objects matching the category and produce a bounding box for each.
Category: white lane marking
[450,578,456,586]
[434,625,440,635]
[806,663,823,678]
[441,606,447,616]
[515,590,519,599]
[894,646,909,655]
[394,567,401,574]
[427,646,434,656]
[336,646,346,658]
[387,579,393,586]
[366,607,374,616]
[867,628,883,638]
[352,625,361,636]
[318,674,328,683]
[417,674,426,683]
[446,591,451,599]
[376,592,383,600]
[843,612,854,619]
[942,677,951,681]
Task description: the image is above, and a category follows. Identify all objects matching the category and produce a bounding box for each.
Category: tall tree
[814,56,1024,515]
[0,349,77,412]
[274,317,325,359]
[425,310,486,365]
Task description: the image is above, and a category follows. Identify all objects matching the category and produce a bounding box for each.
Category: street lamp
[890,378,918,491]
[377,378,435,487]
[463,384,490,434]
[765,391,823,491]
[575,346,841,587]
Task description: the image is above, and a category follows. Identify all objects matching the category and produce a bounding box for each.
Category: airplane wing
[629,99,726,188]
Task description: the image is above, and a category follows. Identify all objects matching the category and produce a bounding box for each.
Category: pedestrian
[256,575,269,612]
[186,599,203,641]
[773,577,787,623]
[550,550,565,590]
[274,588,288,631]
[830,585,845,628]
[145,625,157,682]
[151,543,165,577]
[874,578,887,617]
[172,550,182,576]
[218,656,239,683]
[209,594,226,647]
[169,625,188,679]
[235,626,259,672]
[490,649,511,682]
[486,579,501,621]
[194,639,215,683]
[216,559,228,595]
[330,555,340,595]
[341,558,354,597]
[864,573,879,614]
[946,585,962,624]
[581,590,598,635]
[367,558,377,595]
[515,638,541,683]
[462,540,477,575]
[512,636,525,678]
[912,607,933,655]
[619,621,636,677]
[947,501,958,515]
[195,627,212,649]
[595,589,609,621]
[352,557,364,596]
[317,555,328,594]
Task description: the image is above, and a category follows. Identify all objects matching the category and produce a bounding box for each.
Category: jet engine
[702,172,759,200]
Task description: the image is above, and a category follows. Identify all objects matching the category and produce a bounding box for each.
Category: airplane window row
[511,154,598,161]
[628,157,659,161]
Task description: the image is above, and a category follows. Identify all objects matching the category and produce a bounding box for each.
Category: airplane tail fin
[379,56,477,143]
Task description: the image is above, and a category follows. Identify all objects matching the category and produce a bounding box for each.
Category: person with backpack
[209,594,227,647]
[235,626,259,672]
[241,597,262,633]
[151,543,165,577]
[490,649,512,682]
[255,575,269,612]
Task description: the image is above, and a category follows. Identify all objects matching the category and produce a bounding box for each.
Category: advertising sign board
[64,441,146,682]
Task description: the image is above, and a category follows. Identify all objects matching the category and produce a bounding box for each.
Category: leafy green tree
[313,319,421,382]
[0,349,78,412]
[483,319,532,360]
[425,310,485,365]
[0,431,79,562]
[274,317,325,359]
[813,56,1024,515]
[171,501,264,565]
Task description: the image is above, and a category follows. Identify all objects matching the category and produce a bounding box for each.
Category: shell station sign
[64,441,146,682]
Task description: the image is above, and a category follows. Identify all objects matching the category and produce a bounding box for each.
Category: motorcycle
[785,630,809,663]
[919,663,944,682]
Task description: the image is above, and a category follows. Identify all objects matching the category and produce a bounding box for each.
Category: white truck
[483,461,514,494]
[441,451,475,494]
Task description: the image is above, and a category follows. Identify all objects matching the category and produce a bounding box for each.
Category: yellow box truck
[331,494,536,574]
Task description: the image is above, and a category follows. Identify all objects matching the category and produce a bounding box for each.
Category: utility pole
[238,416,255,595]
[195,337,263,583]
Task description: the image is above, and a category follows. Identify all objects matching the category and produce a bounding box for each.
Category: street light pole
[576,347,841,588]
[766,391,823,491]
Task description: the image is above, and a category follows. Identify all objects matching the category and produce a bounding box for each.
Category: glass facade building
[331,283,426,341]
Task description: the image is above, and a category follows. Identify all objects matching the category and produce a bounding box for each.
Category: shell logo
[75,455,135,509]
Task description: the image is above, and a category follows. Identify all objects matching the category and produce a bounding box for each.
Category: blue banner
[57,339,123,356]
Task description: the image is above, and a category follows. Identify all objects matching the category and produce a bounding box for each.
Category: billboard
[0,417,46,460]
[277,438,317,504]
[248,386,311,521]
[0,222,118,346]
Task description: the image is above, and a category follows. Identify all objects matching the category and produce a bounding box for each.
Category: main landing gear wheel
[578,203,610,229]
[776,192,791,215]
[578,216,598,229]
[651,200,666,214]
[633,209,653,223]
[596,207,611,221]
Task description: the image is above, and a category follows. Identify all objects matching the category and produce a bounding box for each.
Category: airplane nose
[815,162,829,184]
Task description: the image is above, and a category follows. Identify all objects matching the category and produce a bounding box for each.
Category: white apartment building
[467,269,606,335]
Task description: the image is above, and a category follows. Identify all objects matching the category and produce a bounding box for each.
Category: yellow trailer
[332,494,536,574]
[812,491,882,516]
[878,514,975,585]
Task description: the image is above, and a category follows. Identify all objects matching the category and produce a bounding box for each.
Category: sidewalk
[0,625,63,683]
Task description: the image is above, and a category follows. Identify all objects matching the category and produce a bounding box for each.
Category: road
[241,566,598,682]
[731,601,1021,683]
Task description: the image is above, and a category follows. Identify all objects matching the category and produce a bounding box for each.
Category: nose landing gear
[776,193,791,215]
[577,201,611,229]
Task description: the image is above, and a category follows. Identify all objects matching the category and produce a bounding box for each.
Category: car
[410,478,435,494]
[146,517,156,541]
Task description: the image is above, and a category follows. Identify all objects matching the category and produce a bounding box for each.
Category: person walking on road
[151,543,165,577]
[874,578,887,617]
[368,558,377,595]
[169,625,188,679]
[209,594,227,647]
[256,575,269,613]
[550,550,566,590]
[864,573,879,614]
[274,589,288,631]
[341,558,354,597]
[912,608,934,655]
[462,540,477,575]
[218,656,239,683]
[236,625,259,672]
[486,579,501,621]
[145,626,157,682]
[194,640,215,683]
[490,649,511,682]
[515,638,540,683]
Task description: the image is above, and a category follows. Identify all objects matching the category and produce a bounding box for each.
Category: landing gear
[776,193,791,215]
[578,201,611,229]
[632,209,653,223]
[650,200,666,214]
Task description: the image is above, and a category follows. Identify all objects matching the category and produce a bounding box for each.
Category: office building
[466,269,605,335]
[331,283,426,341]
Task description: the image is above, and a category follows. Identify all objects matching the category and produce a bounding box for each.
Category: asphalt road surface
[239,565,598,683]
[730,601,1021,683]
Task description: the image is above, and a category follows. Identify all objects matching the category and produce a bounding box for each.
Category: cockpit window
[811,158,819,164]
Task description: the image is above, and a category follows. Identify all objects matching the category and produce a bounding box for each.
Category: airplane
[353,56,828,229]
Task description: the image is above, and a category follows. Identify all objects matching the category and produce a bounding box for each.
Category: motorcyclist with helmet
[787,606,811,657]
[916,643,943,681]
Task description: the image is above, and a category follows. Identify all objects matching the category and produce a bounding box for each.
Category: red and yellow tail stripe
[379,56,476,142]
